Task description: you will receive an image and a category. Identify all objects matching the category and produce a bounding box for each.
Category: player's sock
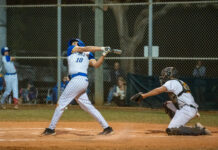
[13,98,18,105]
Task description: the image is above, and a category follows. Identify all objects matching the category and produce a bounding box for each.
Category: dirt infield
[0,122,218,150]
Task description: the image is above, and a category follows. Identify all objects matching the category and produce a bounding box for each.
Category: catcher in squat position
[131,67,211,135]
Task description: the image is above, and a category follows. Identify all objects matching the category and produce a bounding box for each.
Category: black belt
[183,104,197,109]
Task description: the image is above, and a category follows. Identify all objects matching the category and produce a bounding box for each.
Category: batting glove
[101,47,111,56]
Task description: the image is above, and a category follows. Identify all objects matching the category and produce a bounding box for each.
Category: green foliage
[0,105,218,127]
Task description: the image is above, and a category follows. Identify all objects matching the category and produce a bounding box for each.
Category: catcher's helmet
[1,46,10,55]
[67,38,85,47]
[159,67,178,85]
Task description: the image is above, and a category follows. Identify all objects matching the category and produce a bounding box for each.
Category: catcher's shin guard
[166,125,211,136]
[163,101,178,119]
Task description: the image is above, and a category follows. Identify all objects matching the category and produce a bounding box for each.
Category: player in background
[42,38,113,135]
[0,47,19,110]
[131,67,211,135]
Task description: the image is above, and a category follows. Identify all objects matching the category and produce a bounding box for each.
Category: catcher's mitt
[130,92,143,102]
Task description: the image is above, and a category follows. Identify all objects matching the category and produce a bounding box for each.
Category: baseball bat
[111,49,122,55]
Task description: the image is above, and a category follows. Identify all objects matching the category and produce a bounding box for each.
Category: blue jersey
[2,56,16,74]
[67,45,95,75]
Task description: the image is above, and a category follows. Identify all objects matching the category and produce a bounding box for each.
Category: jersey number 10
[76,58,83,63]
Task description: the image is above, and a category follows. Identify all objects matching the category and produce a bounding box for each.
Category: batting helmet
[1,46,10,55]
[67,38,85,47]
[159,67,178,85]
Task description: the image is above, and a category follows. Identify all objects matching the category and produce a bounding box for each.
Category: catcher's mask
[1,46,10,55]
[67,38,85,47]
[159,67,178,85]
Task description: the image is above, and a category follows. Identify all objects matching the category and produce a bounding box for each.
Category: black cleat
[98,126,113,135]
[41,128,56,136]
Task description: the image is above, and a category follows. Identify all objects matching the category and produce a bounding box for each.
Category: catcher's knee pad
[166,126,209,136]
[163,101,177,119]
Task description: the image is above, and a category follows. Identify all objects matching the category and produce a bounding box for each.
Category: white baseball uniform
[163,80,198,128]
[48,45,109,130]
[1,55,18,104]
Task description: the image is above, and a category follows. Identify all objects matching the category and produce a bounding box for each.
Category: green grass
[0,105,218,127]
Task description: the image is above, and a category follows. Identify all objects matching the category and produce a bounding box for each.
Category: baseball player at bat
[0,47,19,110]
[130,67,211,135]
[42,38,113,135]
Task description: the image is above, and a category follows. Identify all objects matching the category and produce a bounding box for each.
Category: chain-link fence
[0,1,218,108]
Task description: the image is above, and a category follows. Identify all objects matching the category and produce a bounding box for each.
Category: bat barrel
[112,49,122,54]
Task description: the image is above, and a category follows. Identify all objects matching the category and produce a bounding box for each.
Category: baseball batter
[0,47,19,110]
[131,67,211,135]
[42,38,113,135]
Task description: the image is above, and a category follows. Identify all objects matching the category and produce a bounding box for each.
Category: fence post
[0,0,7,72]
[0,0,7,48]
[148,0,153,76]
[57,0,62,99]
[94,0,104,105]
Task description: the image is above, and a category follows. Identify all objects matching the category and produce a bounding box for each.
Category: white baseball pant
[168,105,198,128]
[49,76,109,129]
[1,74,18,104]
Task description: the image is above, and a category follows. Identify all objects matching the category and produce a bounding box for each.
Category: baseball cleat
[41,128,56,136]
[204,128,212,135]
[195,122,212,135]
[98,126,113,135]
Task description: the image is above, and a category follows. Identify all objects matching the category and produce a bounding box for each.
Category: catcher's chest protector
[176,80,191,97]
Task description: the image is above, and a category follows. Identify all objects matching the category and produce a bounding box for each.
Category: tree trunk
[110,4,179,74]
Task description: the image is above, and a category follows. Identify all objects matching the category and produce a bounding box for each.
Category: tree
[107,1,218,73]
[108,2,177,73]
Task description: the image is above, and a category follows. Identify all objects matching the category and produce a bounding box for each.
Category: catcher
[130,67,211,136]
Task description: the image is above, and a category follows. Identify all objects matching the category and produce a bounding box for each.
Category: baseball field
[0,105,218,150]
